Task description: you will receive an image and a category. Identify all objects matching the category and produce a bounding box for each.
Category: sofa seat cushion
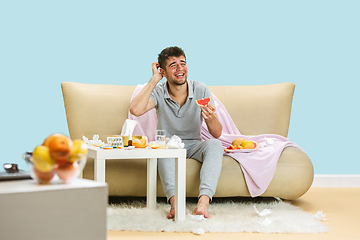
[83,147,312,200]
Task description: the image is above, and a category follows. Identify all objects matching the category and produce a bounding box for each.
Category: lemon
[241,140,253,146]
[32,145,55,172]
[241,140,255,149]
[69,139,88,162]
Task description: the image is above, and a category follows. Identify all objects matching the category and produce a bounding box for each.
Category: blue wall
[1,1,359,174]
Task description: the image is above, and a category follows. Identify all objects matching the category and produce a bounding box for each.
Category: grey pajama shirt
[150,79,223,202]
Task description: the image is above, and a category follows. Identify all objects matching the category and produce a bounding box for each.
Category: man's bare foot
[167,196,175,219]
[192,195,210,218]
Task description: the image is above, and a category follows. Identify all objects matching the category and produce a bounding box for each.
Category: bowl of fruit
[23,133,88,184]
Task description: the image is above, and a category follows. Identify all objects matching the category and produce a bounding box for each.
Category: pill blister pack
[107,136,123,147]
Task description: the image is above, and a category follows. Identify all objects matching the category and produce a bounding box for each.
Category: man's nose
[176,63,183,70]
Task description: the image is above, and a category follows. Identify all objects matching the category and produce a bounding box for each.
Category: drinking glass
[155,130,166,145]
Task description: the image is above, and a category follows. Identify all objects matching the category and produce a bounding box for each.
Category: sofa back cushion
[61,82,136,140]
[62,82,294,141]
[209,82,295,137]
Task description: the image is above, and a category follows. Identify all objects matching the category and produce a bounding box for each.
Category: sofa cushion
[209,82,295,137]
[82,146,313,200]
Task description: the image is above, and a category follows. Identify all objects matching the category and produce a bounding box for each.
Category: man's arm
[201,104,222,138]
[129,62,162,116]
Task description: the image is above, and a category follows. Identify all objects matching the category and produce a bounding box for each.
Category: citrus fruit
[132,139,142,148]
[56,162,79,182]
[69,139,88,162]
[42,133,67,147]
[133,138,148,148]
[231,138,245,149]
[241,140,258,149]
[149,143,160,149]
[32,145,55,172]
[224,145,236,151]
[43,133,73,163]
[33,167,55,183]
[195,97,211,107]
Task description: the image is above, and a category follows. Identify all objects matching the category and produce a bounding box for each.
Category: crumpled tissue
[274,197,282,202]
[314,211,328,221]
[259,137,277,148]
[254,205,272,217]
[265,137,275,145]
[166,135,185,149]
[188,214,207,221]
[193,228,205,235]
[83,134,104,146]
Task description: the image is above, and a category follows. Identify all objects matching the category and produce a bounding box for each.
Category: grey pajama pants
[158,139,223,202]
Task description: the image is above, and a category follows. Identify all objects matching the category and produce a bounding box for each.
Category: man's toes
[192,207,210,218]
[167,209,175,219]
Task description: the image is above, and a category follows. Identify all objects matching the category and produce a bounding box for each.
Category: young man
[129,46,223,218]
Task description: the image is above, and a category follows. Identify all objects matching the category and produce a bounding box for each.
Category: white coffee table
[0,178,107,240]
[87,146,187,221]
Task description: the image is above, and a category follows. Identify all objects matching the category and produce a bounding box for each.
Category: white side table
[87,146,187,222]
[0,179,107,240]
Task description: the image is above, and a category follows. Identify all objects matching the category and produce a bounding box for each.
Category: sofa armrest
[61,82,136,141]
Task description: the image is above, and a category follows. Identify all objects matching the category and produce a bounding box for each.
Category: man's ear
[160,68,166,77]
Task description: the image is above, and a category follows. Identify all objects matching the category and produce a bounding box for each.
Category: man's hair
[158,46,186,69]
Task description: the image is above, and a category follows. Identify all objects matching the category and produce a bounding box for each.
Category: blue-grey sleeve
[204,85,214,105]
[150,85,160,108]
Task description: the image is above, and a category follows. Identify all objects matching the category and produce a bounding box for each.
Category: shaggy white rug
[107,198,329,234]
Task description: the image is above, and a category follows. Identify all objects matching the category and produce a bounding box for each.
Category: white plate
[224,148,257,153]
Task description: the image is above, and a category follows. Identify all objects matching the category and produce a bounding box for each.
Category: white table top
[87,145,186,159]
[0,178,107,194]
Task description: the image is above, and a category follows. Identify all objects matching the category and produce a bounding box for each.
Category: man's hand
[201,103,216,121]
[152,62,163,83]
[129,62,160,116]
[201,103,222,138]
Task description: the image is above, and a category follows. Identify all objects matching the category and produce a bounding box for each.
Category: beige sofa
[61,82,314,200]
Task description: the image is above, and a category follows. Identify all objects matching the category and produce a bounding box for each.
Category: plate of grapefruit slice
[224,141,259,153]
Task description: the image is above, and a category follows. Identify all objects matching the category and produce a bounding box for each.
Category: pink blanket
[128,84,304,197]
[128,84,158,141]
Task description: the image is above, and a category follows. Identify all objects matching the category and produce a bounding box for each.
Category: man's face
[161,55,188,86]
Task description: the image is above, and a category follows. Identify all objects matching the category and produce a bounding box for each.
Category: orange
[43,133,73,163]
[42,133,65,147]
[231,138,245,149]
[133,138,148,148]
[149,143,160,149]
[132,139,142,148]
[140,138,148,147]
